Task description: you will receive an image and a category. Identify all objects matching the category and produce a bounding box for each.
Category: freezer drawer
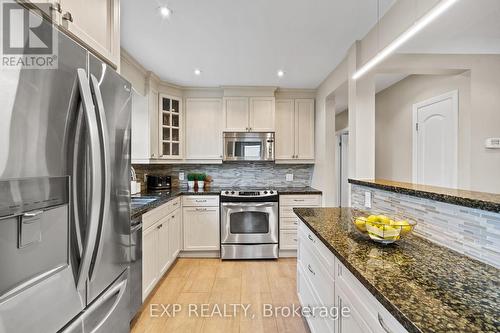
[62,268,130,333]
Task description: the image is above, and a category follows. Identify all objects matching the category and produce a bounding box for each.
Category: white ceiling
[398,0,500,54]
[121,0,395,88]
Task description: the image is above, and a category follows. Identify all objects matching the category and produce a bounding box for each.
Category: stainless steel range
[220,190,279,259]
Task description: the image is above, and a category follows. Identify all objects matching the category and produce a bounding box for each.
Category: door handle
[23,210,44,218]
[75,68,102,294]
[88,74,112,281]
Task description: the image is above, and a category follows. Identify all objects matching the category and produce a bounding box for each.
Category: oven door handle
[222,202,276,208]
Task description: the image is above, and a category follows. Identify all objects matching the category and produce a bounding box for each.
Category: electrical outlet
[286,173,294,182]
[179,172,185,181]
[364,191,372,208]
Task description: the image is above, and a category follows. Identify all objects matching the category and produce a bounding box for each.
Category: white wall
[312,59,348,205]
[377,54,500,193]
[335,111,348,132]
[375,73,471,187]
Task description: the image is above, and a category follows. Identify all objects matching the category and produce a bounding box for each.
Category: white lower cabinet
[157,216,171,276]
[182,195,220,251]
[142,223,159,300]
[142,198,182,300]
[169,209,182,261]
[297,220,408,333]
[279,194,322,256]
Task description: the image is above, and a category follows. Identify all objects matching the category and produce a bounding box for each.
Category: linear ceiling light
[352,0,459,80]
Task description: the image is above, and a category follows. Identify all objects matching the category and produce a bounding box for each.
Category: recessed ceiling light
[194,69,202,75]
[277,70,285,77]
[159,6,172,18]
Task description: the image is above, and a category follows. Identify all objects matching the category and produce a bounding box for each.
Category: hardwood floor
[131,258,310,333]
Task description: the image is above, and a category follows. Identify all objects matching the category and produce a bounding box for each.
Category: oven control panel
[221,190,276,197]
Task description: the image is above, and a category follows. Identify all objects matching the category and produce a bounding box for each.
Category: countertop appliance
[130,215,143,320]
[0,5,131,332]
[223,132,275,161]
[146,174,171,190]
[220,190,279,259]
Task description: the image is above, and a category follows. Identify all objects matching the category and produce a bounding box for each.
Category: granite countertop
[131,186,321,219]
[293,207,500,333]
[349,178,500,213]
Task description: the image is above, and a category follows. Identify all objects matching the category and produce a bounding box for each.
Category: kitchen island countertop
[294,207,500,333]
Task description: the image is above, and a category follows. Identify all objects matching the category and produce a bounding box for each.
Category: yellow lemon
[354,218,367,232]
[398,220,412,236]
[378,215,391,225]
[367,215,379,223]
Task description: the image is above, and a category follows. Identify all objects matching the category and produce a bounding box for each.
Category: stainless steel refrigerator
[0,5,132,333]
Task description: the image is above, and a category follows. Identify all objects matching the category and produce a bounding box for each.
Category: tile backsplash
[132,163,313,188]
[351,184,500,268]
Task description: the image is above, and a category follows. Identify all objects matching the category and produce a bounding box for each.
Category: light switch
[286,174,294,182]
[364,191,372,208]
[179,172,185,181]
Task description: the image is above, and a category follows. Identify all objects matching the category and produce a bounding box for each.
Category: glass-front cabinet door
[159,94,182,159]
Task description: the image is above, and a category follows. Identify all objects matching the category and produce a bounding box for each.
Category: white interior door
[413,90,458,188]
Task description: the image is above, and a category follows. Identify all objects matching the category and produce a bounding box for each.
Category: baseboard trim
[279,249,297,258]
[179,250,220,258]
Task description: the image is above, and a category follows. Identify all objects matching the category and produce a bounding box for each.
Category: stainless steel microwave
[223,132,275,161]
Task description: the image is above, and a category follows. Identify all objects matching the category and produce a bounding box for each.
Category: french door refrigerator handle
[88,74,112,282]
[75,68,103,294]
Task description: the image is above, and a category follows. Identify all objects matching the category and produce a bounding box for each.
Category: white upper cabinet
[21,0,120,67]
[223,97,249,131]
[60,0,120,67]
[131,89,150,163]
[185,98,223,160]
[275,99,295,160]
[295,99,315,160]
[223,96,275,132]
[158,94,183,159]
[249,97,275,132]
[275,98,315,163]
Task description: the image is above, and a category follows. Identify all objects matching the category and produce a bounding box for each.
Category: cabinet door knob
[62,11,73,22]
[50,2,62,13]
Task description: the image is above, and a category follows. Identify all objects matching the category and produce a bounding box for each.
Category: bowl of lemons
[353,214,416,244]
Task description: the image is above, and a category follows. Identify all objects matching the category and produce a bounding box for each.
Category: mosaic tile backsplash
[351,184,500,268]
[132,163,313,188]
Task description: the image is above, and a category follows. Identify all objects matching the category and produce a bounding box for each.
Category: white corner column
[347,43,376,205]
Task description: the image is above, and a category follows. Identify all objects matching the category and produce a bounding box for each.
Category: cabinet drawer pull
[294,199,305,202]
[293,222,298,225]
[307,264,315,275]
[378,313,393,333]
[195,199,207,203]
[195,208,207,211]
[62,11,73,22]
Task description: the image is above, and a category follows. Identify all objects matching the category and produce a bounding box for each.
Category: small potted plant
[196,173,206,189]
[187,173,196,188]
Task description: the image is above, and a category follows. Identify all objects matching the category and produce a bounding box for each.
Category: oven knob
[231,191,235,194]
[224,191,229,195]
[263,191,268,194]
[269,190,274,194]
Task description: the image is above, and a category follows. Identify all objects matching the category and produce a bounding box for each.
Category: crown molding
[120,48,148,76]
